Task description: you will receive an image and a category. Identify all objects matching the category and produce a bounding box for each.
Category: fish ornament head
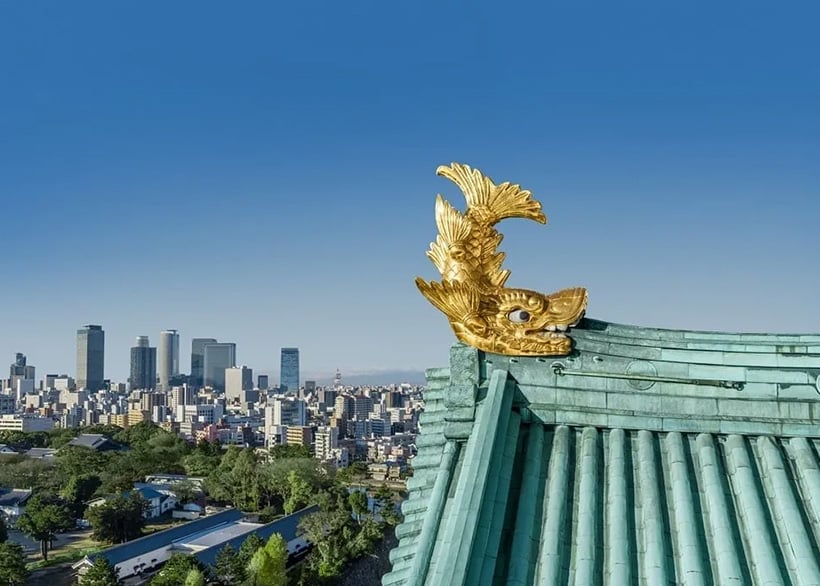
[415,163,588,356]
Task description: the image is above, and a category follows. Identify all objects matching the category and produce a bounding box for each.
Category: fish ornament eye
[508,309,531,323]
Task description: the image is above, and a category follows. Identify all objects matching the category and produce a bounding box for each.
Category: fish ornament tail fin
[414,277,482,323]
[436,162,547,226]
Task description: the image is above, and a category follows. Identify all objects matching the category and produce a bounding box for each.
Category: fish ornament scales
[415,163,588,356]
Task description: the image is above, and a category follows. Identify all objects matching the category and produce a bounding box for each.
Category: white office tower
[158,330,180,391]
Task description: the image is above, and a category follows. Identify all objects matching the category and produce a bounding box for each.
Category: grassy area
[27,535,104,570]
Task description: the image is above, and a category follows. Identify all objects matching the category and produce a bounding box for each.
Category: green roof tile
[384,319,820,586]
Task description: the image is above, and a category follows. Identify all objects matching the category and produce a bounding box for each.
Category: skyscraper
[203,342,236,391]
[9,353,35,389]
[130,336,157,391]
[225,366,253,404]
[158,329,180,391]
[190,338,217,389]
[280,347,299,393]
[77,325,105,391]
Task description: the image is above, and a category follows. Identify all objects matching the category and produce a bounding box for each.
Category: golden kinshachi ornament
[415,163,588,356]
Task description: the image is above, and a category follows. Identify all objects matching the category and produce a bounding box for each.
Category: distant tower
[191,338,218,389]
[77,325,105,391]
[130,336,157,391]
[280,348,300,394]
[334,368,342,389]
[203,342,236,391]
[9,353,35,390]
[158,330,180,391]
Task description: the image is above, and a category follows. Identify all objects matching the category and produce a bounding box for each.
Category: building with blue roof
[73,505,319,581]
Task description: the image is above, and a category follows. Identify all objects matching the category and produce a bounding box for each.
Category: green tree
[284,469,313,515]
[348,517,383,559]
[79,557,122,586]
[149,554,206,586]
[86,493,146,544]
[335,461,368,484]
[245,533,287,586]
[61,473,102,516]
[238,533,265,566]
[269,444,310,459]
[171,480,198,505]
[0,542,28,585]
[214,543,247,585]
[0,514,7,543]
[298,509,352,579]
[16,494,74,560]
[348,490,368,522]
[183,568,206,586]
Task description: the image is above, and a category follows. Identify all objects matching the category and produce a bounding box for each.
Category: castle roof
[384,319,820,585]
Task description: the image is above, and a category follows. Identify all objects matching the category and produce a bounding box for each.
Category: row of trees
[1,421,403,583]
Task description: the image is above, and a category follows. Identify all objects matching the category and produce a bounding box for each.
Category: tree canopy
[79,557,122,586]
[149,554,206,586]
[0,542,28,585]
[16,493,74,560]
[246,533,288,586]
[86,493,146,544]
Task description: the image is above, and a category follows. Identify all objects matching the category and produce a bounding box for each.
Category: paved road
[7,528,94,558]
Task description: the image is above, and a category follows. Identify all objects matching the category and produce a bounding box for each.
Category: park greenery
[0,541,29,585]
[0,421,404,584]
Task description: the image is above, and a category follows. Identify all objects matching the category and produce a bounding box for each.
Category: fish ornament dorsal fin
[436,163,547,225]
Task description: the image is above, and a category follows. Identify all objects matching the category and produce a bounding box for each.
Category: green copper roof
[384,319,820,586]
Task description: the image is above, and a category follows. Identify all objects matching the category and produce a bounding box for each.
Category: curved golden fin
[415,278,481,321]
[544,287,589,324]
[436,162,547,225]
[426,196,470,275]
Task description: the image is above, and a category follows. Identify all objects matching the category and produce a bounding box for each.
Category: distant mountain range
[315,369,427,387]
[255,369,428,387]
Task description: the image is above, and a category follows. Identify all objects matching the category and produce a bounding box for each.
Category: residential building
[225,366,253,404]
[158,330,180,391]
[314,426,339,461]
[130,336,157,391]
[77,325,105,391]
[280,347,299,393]
[0,414,55,432]
[285,426,313,448]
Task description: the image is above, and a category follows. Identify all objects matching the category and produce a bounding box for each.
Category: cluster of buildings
[1,325,424,476]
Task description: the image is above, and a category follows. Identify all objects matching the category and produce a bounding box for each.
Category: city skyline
[2,3,819,381]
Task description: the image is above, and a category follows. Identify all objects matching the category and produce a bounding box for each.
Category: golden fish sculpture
[415,163,588,356]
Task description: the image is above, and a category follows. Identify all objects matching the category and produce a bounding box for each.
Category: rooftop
[0,488,33,508]
[384,319,820,585]
[67,434,123,451]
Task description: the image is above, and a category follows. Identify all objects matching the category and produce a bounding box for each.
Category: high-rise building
[280,347,299,393]
[129,336,157,391]
[203,343,236,391]
[225,366,253,404]
[257,374,269,390]
[158,330,180,391]
[353,394,373,421]
[9,353,35,390]
[77,325,105,391]
[190,338,217,389]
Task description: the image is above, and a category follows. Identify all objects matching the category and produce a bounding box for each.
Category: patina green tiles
[384,318,820,586]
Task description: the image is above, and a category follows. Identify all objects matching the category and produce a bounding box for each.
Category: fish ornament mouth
[415,163,588,356]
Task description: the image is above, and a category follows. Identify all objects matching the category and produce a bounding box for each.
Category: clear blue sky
[2,1,819,383]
